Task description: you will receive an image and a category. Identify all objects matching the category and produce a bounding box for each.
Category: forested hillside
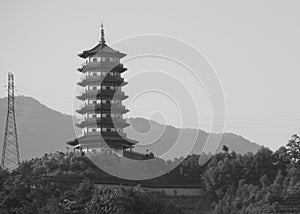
[0,135,300,213]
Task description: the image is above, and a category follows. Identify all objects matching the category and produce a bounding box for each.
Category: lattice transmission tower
[1,72,20,170]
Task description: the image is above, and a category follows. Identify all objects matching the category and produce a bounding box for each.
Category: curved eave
[77,77,124,87]
[77,91,128,101]
[77,67,84,72]
[120,81,128,87]
[77,133,137,147]
[77,63,127,74]
[78,51,126,59]
[111,64,127,73]
[78,43,127,59]
[76,105,129,114]
[76,120,129,129]
[76,108,129,115]
[66,139,79,146]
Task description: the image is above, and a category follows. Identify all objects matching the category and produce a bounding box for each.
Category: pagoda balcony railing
[78,103,125,110]
[77,76,124,86]
[78,62,126,73]
[79,117,127,124]
[85,75,123,81]
[84,131,127,138]
[79,75,87,82]
[81,75,123,81]
[76,117,129,129]
[77,89,126,100]
[88,61,118,66]
[78,89,124,96]
[76,104,129,115]
[79,61,119,70]
[80,61,87,68]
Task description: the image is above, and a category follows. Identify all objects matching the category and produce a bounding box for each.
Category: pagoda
[69,23,137,155]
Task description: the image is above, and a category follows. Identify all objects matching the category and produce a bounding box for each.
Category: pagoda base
[67,133,137,153]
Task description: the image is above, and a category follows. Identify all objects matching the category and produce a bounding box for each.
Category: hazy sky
[0,0,300,151]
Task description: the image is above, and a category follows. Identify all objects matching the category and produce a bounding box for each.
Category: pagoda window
[102,128,107,132]
[92,101,97,105]
[92,58,97,63]
[110,57,113,62]
[107,114,111,118]
[111,128,116,132]
[92,114,97,119]
[92,128,96,132]
[92,87,97,91]
[107,128,111,132]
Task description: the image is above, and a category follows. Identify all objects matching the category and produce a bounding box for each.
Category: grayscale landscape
[1,1,300,213]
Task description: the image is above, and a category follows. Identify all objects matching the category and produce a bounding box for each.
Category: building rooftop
[78,24,126,59]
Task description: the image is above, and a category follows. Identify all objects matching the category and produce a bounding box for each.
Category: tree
[222,145,229,153]
[286,134,300,164]
[266,170,284,204]
[76,178,94,204]
[260,174,269,188]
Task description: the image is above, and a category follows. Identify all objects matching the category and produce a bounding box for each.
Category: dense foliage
[1,134,300,213]
[0,151,187,214]
[202,134,300,213]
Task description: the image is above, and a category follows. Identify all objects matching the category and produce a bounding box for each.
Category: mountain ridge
[0,96,261,160]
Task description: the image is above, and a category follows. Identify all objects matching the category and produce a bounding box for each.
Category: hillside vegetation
[0,135,300,213]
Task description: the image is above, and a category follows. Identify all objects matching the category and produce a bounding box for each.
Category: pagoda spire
[100,21,105,44]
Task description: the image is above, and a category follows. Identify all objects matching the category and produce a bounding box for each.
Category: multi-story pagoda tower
[71,24,137,154]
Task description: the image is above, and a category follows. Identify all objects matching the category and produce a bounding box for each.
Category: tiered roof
[78,23,126,59]
[70,23,137,151]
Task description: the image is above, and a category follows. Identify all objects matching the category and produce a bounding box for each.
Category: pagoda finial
[100,20,105,44]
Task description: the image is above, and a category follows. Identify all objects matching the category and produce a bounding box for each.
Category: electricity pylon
[1,72,20,170]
